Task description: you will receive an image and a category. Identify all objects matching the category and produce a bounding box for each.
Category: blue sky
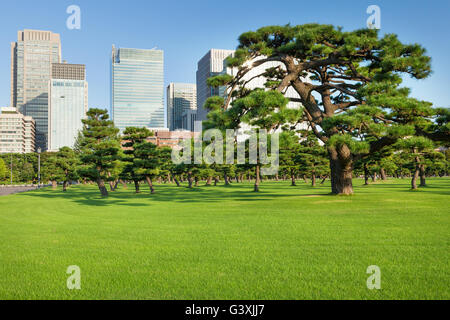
[1,0,449,112]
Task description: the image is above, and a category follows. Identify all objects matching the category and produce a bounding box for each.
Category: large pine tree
[205,24,434,194]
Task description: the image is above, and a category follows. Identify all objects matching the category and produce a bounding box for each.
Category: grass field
[0,178,448,300]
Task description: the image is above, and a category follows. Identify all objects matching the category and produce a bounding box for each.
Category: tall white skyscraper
[195,49,234,122]
[167,83,197,131]
[11,29,61,151]
[48,63,88,152]
[111,46,165,132]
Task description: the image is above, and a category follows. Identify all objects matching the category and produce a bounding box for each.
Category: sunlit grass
[0,178,448,299]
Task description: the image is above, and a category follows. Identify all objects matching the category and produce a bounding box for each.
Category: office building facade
[111,46,165,132]
[167,83,197,131]
[48,63,88,152]
[11,29,61,151]
[0,107,35,154]
[195,49,234,122]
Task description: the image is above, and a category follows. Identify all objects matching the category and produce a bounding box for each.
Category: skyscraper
[48,63,88,152]
[11,29,61,151]
[111,46,165,132]
[167,83,197,131]
[196,49,234,122]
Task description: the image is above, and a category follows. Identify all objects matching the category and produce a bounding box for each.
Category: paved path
[0,186,40,196]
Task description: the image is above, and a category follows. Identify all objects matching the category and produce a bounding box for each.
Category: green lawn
[0,178,448,299]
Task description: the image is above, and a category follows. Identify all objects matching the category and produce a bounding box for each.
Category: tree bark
[194,176,199,187]
[187,172,193,188]
[411,167,420,190]
[174,177,180,187]
[134,180,140,193]
[145,175,155,194]
[224,173,230,186]
[311,174,316,187]
[96,178,108,197]
[320,176,327,184]
[419,164,426,187]
[380,168,387,181]
[63,180,68,192]
[328,146,353,195]
[206,176,212,186]
[290,168,296,186]
[254,165,260,192]
[364,163,369,185]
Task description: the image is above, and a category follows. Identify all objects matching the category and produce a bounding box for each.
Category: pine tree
[78,108,121,197]
[56,147,80,191]
[205,24,433,194]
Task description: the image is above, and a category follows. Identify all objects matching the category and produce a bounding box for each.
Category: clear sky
[1,0,449,112]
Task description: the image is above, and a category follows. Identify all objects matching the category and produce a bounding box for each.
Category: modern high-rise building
[0,107,35,154]
[11,29,61,151]
[111,46,165,132]
[196,49,234,122]
[167,83,197,131]
[48,63,88,152]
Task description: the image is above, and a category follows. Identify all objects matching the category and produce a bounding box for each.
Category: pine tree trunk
[419,164,426,187]
[97,178,108,197]
[214,176,219,186]
[145,176,155,194]
[206,176,212,185]
[290,168,296,186]
[320,176,327,184]
[254,164,260,192]
[224,173,230,185]
[194,176,199,187]
[411,167,420,189]
[364,163,369,185]
[329,146,353,195]
[174,177,180,187]
[63,181,68,192]
[311,174,316,187]
[187,172,193,188]
[380,168,387,181]
[134,180,140,193]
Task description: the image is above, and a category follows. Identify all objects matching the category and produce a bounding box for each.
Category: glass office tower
[196,49,234,122]
[167,83,196,131]
[111,46,165,132]
[48,63,88,151]
[11,29,61,151]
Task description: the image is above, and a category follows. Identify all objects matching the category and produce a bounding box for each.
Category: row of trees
[2,106,446,197]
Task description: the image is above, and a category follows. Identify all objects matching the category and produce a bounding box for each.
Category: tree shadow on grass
[16,183,321,206]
